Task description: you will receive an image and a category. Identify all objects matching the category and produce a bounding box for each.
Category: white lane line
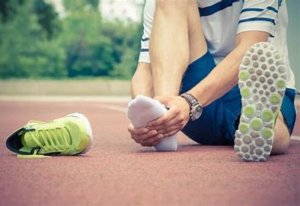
[291,136,300,141]
[97,104,127,113]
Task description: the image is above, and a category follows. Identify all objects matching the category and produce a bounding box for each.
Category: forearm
[131,63,154,98]
[188,47,242,106]
[188,31,269,106]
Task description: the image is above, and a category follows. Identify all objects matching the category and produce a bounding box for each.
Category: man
[127,0,297,161]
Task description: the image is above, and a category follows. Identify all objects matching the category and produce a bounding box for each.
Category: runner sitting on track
[127,0,297,161]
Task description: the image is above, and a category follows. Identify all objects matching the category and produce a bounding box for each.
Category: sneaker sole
[234,42,287,162]
[68,113,93,154]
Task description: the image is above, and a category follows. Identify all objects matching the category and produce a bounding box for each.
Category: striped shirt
[138,0,295,89]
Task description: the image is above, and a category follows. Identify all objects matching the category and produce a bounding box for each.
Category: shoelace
[17,149,50,159]
[26,126,72,154]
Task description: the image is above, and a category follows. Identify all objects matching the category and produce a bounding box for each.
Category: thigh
[180,51,226,144]
[181,100,224,145]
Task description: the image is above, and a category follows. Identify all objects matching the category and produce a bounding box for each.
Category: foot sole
[234,42,287,162]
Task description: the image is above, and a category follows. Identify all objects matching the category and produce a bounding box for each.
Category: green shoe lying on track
[6,113,93,158]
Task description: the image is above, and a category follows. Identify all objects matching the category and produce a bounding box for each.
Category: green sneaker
[234,42,287,162]
[6,113,93,158]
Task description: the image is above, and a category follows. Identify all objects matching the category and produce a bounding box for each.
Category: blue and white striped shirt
[139,0,295,88]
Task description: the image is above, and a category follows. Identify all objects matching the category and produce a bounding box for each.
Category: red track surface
[0,101,300,206]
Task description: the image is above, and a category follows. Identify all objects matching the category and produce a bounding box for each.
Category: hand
[147,96,190,137]
[127,123,164,147]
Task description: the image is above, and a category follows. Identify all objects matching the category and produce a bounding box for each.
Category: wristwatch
[180,93,203,121]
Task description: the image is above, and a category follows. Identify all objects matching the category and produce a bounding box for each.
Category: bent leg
[272,112,290,154]
[129,1,208,150]
[150,0,207,96]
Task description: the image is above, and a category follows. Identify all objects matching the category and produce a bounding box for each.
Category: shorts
[179,51,297,145]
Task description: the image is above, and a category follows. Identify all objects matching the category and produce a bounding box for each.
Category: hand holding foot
[127,95,178,151]
[148,96,190,136]
[128,123,164,147]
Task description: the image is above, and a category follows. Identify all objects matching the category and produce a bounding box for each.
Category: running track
[0,98,299,206]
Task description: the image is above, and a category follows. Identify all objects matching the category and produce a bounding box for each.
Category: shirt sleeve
[237,0,282,37]
[138,0,156,63]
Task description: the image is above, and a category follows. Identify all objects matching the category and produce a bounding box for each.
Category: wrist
[188,85,210,107]
[180,93,203,121]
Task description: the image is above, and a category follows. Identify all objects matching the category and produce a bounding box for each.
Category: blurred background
[0,0,298,96]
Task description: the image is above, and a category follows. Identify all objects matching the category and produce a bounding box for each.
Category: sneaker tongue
[21,132,39,148]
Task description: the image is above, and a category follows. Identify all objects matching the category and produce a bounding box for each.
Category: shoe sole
[234,42,287,162]
[68,113,93,154]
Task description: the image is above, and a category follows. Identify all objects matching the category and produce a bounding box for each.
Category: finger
[163,129,181,137]
[152,137,164,146]
[157,126,182,136]
[148,108,179,127]
[157,131,179,138]
[135,130,158,143]
[150,111,189,131]
[128,124,149,135]
[131,136,141,144]
[143,130,158,140]
[141,134,164,146]
[149,116,181,130]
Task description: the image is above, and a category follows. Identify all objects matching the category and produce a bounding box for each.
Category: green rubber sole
[234,42,287,162]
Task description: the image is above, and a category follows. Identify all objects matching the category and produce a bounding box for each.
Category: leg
[128,1,208,150]
[272,113,290,154]
[272,88,297,154]
[131,63,154,98]
[150,0,207,96]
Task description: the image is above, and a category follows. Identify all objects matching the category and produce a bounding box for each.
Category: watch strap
[180,93,203,121]
[180,93,202,107]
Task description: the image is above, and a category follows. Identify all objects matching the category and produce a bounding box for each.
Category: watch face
[191,105,203,121]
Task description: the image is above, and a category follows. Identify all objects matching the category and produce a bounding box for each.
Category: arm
[148,0,281,137]
[189,0,282,105]
[149,31,269,135]
[189,31,269,106]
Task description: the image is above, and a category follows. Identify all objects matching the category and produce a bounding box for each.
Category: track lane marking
[97,104,127,113]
